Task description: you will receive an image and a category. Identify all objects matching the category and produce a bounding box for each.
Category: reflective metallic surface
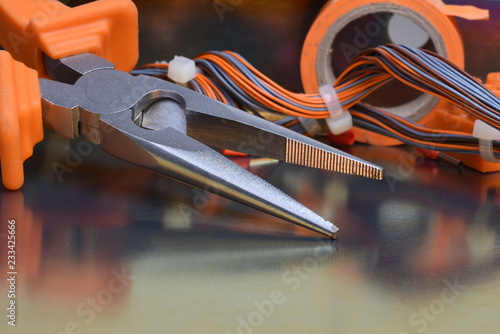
[2,142,500,334]
[2,0,500,333]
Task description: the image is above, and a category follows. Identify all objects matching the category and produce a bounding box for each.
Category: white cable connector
[318,84,352,135]
[298,117,321,136]
[472,119,500,163]
[167,56,197,84]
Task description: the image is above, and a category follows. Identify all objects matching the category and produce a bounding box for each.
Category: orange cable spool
[301,0,488,146]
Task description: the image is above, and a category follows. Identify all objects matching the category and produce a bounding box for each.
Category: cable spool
[301,0,487,145]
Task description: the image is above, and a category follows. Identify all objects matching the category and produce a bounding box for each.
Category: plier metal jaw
[0,0,383,238]
[39,53,383,238]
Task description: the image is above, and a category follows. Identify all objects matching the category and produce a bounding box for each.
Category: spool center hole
[330,12,435,109]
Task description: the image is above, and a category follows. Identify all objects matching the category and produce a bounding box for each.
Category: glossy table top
[2,1,500,333]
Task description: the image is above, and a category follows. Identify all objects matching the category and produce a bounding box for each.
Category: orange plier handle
[0,0,139,190]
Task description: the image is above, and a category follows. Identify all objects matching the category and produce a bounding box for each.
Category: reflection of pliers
[0,0,383,238]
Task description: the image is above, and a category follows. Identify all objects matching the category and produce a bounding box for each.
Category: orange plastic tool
[0,0,138,76]
[0,0,139,189]
[0,51,43,190]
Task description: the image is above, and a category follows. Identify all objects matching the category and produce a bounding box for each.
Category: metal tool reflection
[2,147,500,333]
[0,190,132,311]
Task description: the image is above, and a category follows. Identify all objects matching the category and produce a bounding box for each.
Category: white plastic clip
[472,119,500,163]
[298,117,321,136]
[318,84,352,135]
[167,56,197,84]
